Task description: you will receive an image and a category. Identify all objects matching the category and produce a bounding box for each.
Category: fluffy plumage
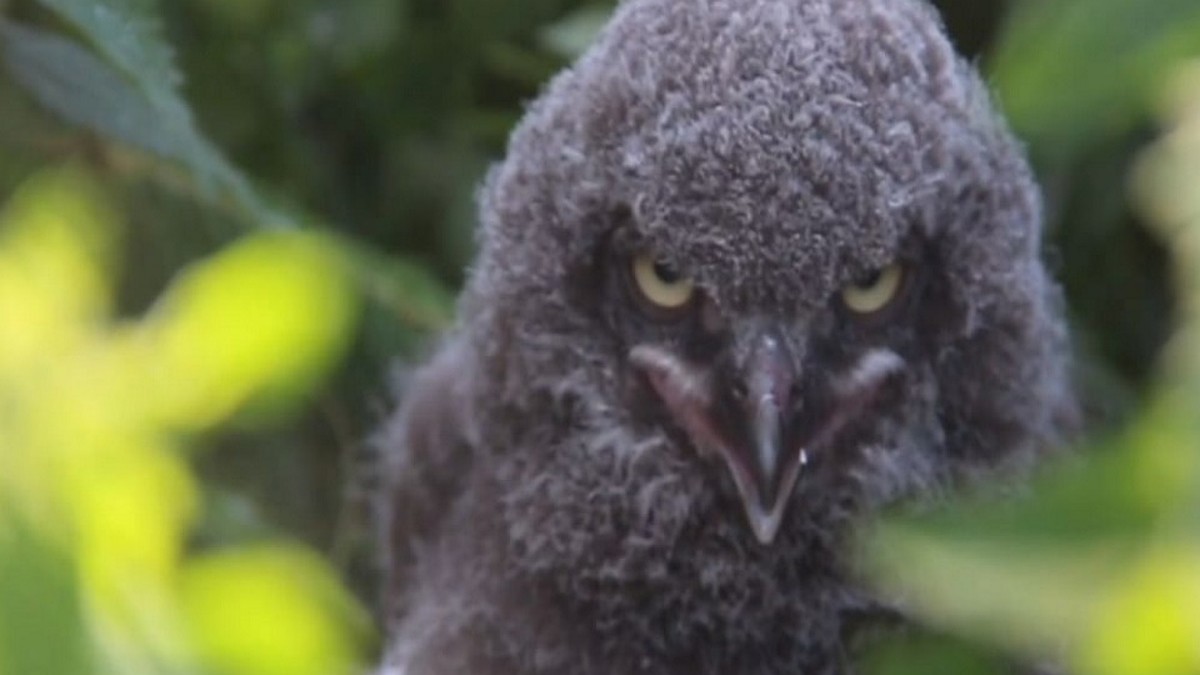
[378,0,1076,672]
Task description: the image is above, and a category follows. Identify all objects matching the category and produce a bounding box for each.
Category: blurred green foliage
[864,60,1200,674]
[0,168,368,672]
[0,0,1195,672]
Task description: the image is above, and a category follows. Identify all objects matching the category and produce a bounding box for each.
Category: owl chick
[378,0,1075,673]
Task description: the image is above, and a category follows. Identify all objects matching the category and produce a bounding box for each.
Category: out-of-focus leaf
[0,165,372,673]
[0,514,93,675]
[539,4,612,59]
[5,0,458,337]
[0,22,193,169]
[1081,545,1200,675]
[102,141,455,335]
[0,166,199,671]
[143,230,360,429]
[863,630,1009,675]
[864,332,1199,669]
[865,517,1129,657]
[0,16,454,331]
[865,57,1200,674]
[990,0,1200,157]
[180,544,370,675]
[1134,61,1200,247]
[0,66,66,188]
[34,0,180,105]
[29,0,260,200]
[0,20,255,210]
[0,165,117,369]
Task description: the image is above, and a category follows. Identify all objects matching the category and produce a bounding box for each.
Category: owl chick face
[463,0,1071,571]
[594,223,934,543]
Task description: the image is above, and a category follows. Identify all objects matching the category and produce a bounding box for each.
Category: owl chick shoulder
[378,0,1076,673]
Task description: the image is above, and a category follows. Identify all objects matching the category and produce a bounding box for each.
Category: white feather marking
[837,348,904,394]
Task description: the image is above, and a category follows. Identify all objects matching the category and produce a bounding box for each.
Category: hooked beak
[631,331,806,545]
[632,334,901,545]
[726,333,805,544]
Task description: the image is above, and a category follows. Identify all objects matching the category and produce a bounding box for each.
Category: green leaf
[0,19,257,213]
[864,57,1200,674]
[0,7,455,333]
[863,516,1130,658]
[862,631,1010,675]
[144,230,361,429]
[990,0,1200,157]
[34,0,181,104]
[860,397,1198,662]
[180,544,371,675]
[28,0,251,199]
[0,511,93,675]
[1080,546,1200,675]
[1,22,191,171]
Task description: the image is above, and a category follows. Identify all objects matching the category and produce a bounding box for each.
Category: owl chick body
[379,0,1075,673]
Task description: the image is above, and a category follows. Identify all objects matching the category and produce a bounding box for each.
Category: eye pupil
[855,269,883,289]
[653,260,681,284]
[630,253,696,313]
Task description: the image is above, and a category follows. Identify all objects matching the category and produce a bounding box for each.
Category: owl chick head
[460,0,1073,558]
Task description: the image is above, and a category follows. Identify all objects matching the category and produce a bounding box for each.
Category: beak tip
[738,446,808,546]
[747,506,784,545]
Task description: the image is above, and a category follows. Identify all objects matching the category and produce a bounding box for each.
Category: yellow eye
[841,263,905,315]
[631,254,695,310]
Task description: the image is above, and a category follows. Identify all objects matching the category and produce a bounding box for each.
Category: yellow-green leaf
[143,230,359,429]
[180,545,370,675]
[1081,546,1200,675]
[0,166,117,369]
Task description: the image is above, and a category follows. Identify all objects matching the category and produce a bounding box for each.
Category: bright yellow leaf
[0,167,118,371]
[143,230,358,430]
[180,544,370,675]
[1081,546,1200,675]
[0,167,368,674]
